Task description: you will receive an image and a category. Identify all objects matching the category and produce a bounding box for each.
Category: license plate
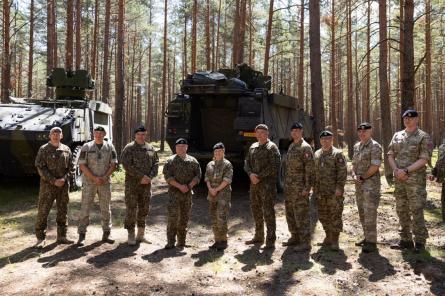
[243,132,256,137]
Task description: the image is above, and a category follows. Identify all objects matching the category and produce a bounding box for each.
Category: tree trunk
[215,0,222,69]
[309,0,325,150]
[146,0,153,140]
[330,0,338,145]
[263,0,274,76]
[183,0,188,78]
[75,0,82,70]
[27,0,35,98]
[160,0,168,151]
[297,0,305,108]
[424,0,432,135]
[346,0,354,158]
[102,0,111,103]
[91,0,99,80]
[363,0,371,122]
[115,0,126,154]
[66,0,74,70]
[401,0,415,114]
[46,0,56,98]
[205,0,211,70]
[191,0,197,72]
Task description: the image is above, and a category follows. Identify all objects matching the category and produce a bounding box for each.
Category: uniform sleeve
[110,144,118,164]
[149,150,159,179]
[335,152,348,191]
[387,134,396,155]
[244,148,253,175]
[370,143,382,166]
[77,144,88,165]
[204,162,211,182]
[64,148,74,181]
[303,146,315,191]
[419,134,433,161]
[257,145,281,179]
[223,162,233,184]
[163,158,175,182]
[193,160,202,184]
[35,147,56,183]
[121,146,144,179]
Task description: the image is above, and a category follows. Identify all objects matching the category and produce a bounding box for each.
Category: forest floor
[1,149,445,296]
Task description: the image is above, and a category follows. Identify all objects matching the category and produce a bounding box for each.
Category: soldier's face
[403,116,418,129]
[94,131,106,142]
[255,129,268,142]
[213,148,224,160]
[176,144,188,155]
[291,128,303,141]
[49,131,63,143]
[357,129,372,142]
[134,131,147,144]
[320,136,333,149]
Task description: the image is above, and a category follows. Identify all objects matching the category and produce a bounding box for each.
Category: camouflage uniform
[35,142,73,240]
[352,138,382,244]
[121,141,159,230]
[77,140,118,234]
[432,143,445,221]
[388,129,432,243]
[244,140,281,243]
[283,139,314,244]
[314,147,347,235]
[205,158,233,242]
[163,154,201,245]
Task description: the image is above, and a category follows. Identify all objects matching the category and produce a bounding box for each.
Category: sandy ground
[1,166,445,296]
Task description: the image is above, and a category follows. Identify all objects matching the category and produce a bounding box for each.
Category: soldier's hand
[94,176,103,185]
[209,188,218,197]
[353,175,363,184]
[250,174,260,185]
[301,190,310,197]
[179,184,189,193]
[140,175,151,185]
[54,178,65,187]
[335,189,343,197]
[428,175,435,182]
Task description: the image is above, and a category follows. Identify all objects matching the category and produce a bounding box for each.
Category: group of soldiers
[34,108,441,254]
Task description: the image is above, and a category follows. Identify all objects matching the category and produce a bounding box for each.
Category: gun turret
[46,68,95,100]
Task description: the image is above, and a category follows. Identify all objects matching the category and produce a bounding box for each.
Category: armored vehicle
[0,68,113,190]
[166,63,313,189]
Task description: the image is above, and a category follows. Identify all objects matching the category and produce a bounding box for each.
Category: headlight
[36,133,48,141]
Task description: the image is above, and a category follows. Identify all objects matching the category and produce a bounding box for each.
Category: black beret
[357,122,372,130]
[319,130,333,138]
[94,126,105,132]
[402,109,418,118]
[255,124,269,131]
[134,125,147,134]
[213,142,225,150]
[291,122,303,130]
[175,138,188,145]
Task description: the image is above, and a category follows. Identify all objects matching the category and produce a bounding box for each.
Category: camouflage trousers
[167,189,192,244]
[124,181,151,230]
[78,183,112,234]
[208,192,231,242]
[317,194,344,234]
[355,181,380,243]
[394,176,428,243]
[35,181,69,240]
[250,180,276,242]
[284,187,310,243]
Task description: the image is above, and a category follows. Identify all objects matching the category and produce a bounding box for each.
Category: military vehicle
[0,68,113,190]
[166,63,313,190]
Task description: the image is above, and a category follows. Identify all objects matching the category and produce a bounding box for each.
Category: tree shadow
[402,248,445,295]
[357,250,396,281]
[86,243,139,268]
[311,245,352,275]
[141,247,187,263]
[191,248,224,267]
[0,242,58,269]
[37,241,104,268]
[234,245,274,272]
[264,246,313,296]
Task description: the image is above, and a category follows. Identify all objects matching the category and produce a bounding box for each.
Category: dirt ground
[1,154,445,296]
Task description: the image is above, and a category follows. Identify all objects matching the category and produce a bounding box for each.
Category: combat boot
[355,238,366,246]
[209,241,219,249]
[282,235,299,247]
[414,242,425,253]
[177,234,187,248]
[127,229,136,246]
[390,240,414,250]
[216,241,228,251]
[317,231,331,247]
[164,241,175,249]
[136,227,151,244]
[245,233,264,245]
[34,238,46,249]
[294,242,311,252]
[102,231,115,244]
[77,233,86,245]
[57,236,74,244]
[330,232,340,251]
[264,239,275,249]
[362,242,377,253]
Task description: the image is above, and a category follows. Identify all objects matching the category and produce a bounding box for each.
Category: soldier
[163,138,201,249]
[244,124,281,249]
[388,110,433,252]
[77,126,118,245]
[352,122,382,253]
[205,142,233,251]
[121,126,159,246]
[34,127,74,247]
[430,139,445,221]
[282,122,314,252]
[313,130,347,251]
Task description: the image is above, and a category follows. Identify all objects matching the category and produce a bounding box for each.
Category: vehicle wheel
[70,145,83,191]
[277,150,286,193]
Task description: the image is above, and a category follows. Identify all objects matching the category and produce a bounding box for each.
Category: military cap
[319,130,333,138]
[94,126,106,132]
[402,109,418,118]
[50,126,62,134]
[134,125,147,134]
[213,142,225,150]
[255,124,269,131]
[291,122,303,130]
[175,138,188,145]
[357,122,372,130]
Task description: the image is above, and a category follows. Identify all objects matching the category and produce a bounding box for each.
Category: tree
[205,0,211,70]
[263,0,274,76]
[115,0,126,154]
[424,0,432,135]
[66,0,74,70]
[346,0,354,158]
[102,0,111,103]
[401,0,414,113]
[75,0,82,70]
[27,0,35,98]
[297,0,305,108]
[329,0,338,145]
[309,0,325,149]
[160,0,168,151]
[191,0,197,72]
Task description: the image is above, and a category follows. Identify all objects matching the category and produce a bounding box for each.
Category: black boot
[390,240,414,250]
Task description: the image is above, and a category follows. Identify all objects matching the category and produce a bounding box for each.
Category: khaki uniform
[244,140,281,242]
[205,158,233,242]
[121,141,159,230]
[163,154,201,245]
[433,143,445,220]
[77,140,118,234]
[283,139,314,244]
[388,129,433,243]
[352,138,382,244]
[314,147,347,234]
[35,142,73,240]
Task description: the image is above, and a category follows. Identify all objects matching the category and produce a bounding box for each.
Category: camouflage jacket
[121,141,159,182]
[78,140,118,184]
[163,154,202,190]
[352,138,382,183]
[283,139,314,191]
[35,142,73,184]
[388,128,432,175]
[314,146,347,195]
[205,158,233,193]
[433,143,445,182]
[244,139,281,182]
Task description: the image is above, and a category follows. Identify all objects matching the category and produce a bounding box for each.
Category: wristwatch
[403,168,409,175]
